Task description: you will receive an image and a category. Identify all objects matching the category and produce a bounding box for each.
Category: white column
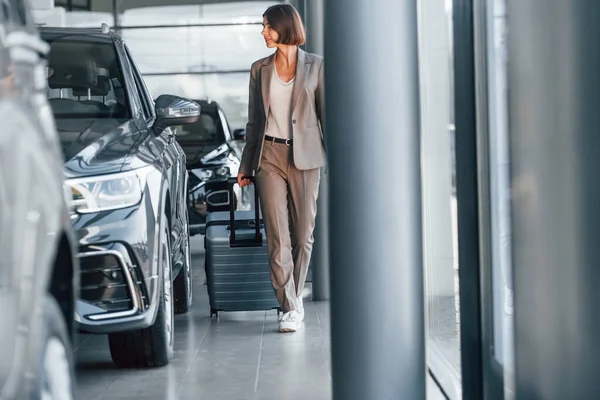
[326,0,425,398]
[304,0,329,301]
[508,1,600,397]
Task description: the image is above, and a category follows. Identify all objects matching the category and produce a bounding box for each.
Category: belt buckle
[284,139,291,146]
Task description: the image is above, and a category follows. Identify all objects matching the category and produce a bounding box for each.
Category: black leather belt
[264,135,293,146]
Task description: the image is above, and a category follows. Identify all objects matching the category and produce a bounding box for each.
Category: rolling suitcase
[204,177,280,318]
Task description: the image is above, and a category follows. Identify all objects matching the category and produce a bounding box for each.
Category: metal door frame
[453,0,486,398]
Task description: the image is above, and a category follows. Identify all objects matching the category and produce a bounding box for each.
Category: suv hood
[188,143,233,169]
[181,141,221,168]
[56,118,141,178]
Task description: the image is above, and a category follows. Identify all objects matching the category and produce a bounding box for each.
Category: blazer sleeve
[239,63,260,176]
[315,58,325,139]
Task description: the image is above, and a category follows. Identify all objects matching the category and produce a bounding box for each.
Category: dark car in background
[40,25,199,368]
[0,7,78,399]
[175,99,251,235]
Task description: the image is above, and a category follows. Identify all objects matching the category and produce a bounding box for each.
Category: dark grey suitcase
[204,177,280,317]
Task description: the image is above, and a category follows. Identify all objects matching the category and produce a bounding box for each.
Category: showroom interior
[1,0,598,399]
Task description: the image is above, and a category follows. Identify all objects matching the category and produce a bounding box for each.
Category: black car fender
[140,167,173,321]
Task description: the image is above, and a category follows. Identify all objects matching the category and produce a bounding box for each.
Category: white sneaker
[296,296,305,322]
[279,311,300,332]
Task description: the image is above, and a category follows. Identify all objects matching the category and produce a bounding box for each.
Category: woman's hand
[237,173,253,187]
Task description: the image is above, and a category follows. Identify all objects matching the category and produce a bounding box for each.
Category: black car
[40,26,199,368]
[176,99,251,235]
[0,7,79,399]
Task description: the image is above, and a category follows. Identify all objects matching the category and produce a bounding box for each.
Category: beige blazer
[239,48,326,175]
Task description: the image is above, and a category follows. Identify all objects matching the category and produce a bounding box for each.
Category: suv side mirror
[233,128,246,140]
[153,94,200,134]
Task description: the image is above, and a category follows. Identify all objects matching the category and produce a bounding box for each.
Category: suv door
[121,45,178,193]
[123,45,187,268]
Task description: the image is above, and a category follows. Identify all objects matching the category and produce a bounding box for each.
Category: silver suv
[0,1,78,399]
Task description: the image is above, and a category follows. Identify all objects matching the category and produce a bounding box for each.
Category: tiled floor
[73,236,447,400]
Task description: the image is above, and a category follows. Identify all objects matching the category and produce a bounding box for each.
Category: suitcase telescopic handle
[227,176,261,245]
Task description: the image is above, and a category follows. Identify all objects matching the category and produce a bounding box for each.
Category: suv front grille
[79,253,133,312]
[129,262,148,309]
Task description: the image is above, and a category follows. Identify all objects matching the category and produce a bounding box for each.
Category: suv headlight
[65,166,153,213]
[200,169,213,181]
[215,166,230,177]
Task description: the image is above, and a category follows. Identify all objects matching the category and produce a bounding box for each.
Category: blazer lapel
[261,54,274,118]
[292,48,311,112]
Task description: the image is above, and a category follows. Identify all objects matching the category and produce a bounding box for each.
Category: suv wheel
[174,206,192,314]
[35,296,75,400]
[108,212,174,368]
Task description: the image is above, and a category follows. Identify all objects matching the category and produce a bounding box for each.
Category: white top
[264,67,295,140]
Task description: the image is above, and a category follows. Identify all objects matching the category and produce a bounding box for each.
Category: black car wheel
[32,296,75,400]
[174,205,192,314]
[108,211,174,368]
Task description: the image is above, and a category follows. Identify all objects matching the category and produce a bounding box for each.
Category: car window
[125,46,154,121]
[218,108,232,141]
[43,35,131,119]
[175,111,226,145]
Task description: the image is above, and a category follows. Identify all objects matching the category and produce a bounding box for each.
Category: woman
[237,3,326,333]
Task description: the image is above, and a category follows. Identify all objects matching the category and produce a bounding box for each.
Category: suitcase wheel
[210,307,219,318]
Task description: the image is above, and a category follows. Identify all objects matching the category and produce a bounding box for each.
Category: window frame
[124,45,155,123]
[54,0,91,12]
[43,37,135,120]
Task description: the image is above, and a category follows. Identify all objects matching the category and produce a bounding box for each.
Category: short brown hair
[263,4,306,46]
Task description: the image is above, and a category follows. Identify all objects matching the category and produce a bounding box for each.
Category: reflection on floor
[427,295,461,399]
[74,236,447,400]
[424,196,461,399]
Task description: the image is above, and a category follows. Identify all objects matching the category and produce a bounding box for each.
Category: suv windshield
[176,112,224,144]
[44,36,130,119]
[175,110,226,165]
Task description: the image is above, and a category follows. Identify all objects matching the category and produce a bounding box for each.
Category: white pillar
[304,0,329,301]
[326,0,425,398]
[508,1,600,397]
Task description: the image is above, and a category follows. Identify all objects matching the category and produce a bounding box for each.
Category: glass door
[419,0,460,397]
[474,0,515,397]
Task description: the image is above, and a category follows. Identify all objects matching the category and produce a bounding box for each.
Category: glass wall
[119,1,279,129]
[55,0,91,11]
[482,0,515,397]
[64,10,112,26]
[418,0,460,397]
[62,1,279,129]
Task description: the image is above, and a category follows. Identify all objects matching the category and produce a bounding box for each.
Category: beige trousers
[256,140,321,313]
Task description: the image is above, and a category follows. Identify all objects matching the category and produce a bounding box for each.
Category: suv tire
[108,211,174,368]
[32,296,75,400]
[174,205,192,314]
